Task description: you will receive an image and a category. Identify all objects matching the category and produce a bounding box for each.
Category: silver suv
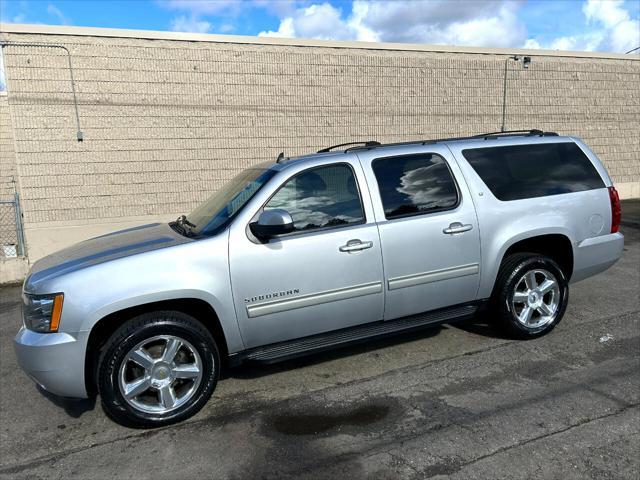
[14,130,624,427]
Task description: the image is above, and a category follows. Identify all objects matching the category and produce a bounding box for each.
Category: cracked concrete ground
[1,200,638,479]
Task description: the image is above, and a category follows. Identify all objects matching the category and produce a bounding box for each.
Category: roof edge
[1,23,638,61]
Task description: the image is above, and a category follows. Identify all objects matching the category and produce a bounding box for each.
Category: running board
[231,303,479,365]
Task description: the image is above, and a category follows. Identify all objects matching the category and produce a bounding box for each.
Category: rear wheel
[492,253,569,338]
[98,311,219,428]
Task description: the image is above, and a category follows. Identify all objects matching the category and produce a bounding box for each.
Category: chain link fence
[0,194,26,258]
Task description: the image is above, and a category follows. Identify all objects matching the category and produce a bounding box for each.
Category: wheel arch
[501,233,574,280]
[480,229,575,299]
[84,297,229,396]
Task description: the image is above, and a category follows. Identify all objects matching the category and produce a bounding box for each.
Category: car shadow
[225,310,523,381]
[32,314,510,417]
[36,385,97,418]
[224,323,445,380]
[452,313,516,340]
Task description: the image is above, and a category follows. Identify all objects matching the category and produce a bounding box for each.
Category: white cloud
[523,38,541,49]
[170,15,212,33]
[351,0,526,46]
[583,0,629,28]
[46,4,70,25]
[260,3,362,40]
[260,1,527,47]
[525,0,639,53]
[164,0,638,53]
[260,17,296,38]
[583,0,639,52]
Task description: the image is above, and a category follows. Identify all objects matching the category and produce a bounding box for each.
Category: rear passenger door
[357,146,481,320]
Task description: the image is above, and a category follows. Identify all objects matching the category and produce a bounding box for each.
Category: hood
[26,223,192,289]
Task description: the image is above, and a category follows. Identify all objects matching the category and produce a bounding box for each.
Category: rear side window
[462,142,604,201]
[265,164,365,232]
[372,153,459,219]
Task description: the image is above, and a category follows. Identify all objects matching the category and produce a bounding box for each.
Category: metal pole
[10,178,26,257]
[0,41,83,141]
[14,190,26,257]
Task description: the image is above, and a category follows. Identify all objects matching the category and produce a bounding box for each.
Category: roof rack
[476,129,558,139]
[344,129,558,152]
[318,141,381,153]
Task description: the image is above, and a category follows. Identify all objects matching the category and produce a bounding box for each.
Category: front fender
[82,288,244,353]
[38,233,245,354]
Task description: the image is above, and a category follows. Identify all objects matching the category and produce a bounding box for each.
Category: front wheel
[492,253,569,338]
[97,311,219,428]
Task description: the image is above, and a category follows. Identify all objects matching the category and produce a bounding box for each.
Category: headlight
[22,293,64,333]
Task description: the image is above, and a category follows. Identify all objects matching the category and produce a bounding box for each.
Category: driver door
[228,160,385,349]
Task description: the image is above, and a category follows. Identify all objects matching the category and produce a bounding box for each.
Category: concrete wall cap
[1,22,638,61]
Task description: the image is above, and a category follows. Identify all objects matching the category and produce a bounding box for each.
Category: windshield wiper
[172,215,196,237]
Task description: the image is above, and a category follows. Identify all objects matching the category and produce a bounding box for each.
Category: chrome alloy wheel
[118,335,203,414]
[511,269,561,329]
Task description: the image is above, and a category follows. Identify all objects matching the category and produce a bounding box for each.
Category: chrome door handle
[339,240,373,252]
[443,222,473,234]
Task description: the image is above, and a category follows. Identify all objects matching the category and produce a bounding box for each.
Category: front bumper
[13,327,89,398]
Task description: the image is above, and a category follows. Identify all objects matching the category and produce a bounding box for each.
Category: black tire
[97,311,219,428]
[491,253,569,338]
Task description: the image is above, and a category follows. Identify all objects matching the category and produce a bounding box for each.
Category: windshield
[186,167,276,236]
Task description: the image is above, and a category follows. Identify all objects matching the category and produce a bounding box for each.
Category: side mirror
[250,209,294,240]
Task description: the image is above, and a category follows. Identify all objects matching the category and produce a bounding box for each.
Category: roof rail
[476,129,558,138]
[318,141,381,153]
[343,129,558,152]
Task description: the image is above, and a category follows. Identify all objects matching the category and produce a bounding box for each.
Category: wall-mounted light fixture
[501,55,533,132]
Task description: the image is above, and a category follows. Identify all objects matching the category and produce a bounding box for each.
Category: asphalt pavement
[1,201,638,479]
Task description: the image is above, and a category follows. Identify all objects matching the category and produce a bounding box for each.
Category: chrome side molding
[388,263,480,291]
[247,281,383,318]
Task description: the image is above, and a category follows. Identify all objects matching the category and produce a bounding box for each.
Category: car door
[356,145,482,320]
[228,159,385,349]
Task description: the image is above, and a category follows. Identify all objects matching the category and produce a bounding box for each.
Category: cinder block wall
[0,94,17,200]
[0,25,638,262]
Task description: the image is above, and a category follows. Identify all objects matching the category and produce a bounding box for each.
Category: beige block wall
[0,94,18,199]
[0,25,638,264]
[0,92,22,269]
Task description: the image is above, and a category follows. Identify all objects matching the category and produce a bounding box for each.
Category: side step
[232,303,479,365]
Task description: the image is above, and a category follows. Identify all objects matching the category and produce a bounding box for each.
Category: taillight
[608,186,621,233]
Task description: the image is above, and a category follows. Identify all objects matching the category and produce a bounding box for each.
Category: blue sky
[0,0,638,53]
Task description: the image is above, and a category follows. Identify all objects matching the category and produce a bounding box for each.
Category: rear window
[462,142,604,201]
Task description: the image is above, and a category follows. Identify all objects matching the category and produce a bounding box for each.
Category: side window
[462,142,605,201]
[372,153,458,219]
[265,164,365,232]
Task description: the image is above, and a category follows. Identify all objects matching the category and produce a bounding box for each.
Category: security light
[501,55,533,131]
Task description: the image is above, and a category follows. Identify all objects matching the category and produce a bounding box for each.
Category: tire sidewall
[499,256,569,337]
[98,314,219,428]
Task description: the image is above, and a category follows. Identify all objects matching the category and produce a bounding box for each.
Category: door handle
[339,240,373,252]
[443,222,473,235]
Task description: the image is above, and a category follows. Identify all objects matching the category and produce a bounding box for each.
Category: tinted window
[462,142,604,201]
[189,167,276,236]
[265,164,364,232]
[372,153,458,219]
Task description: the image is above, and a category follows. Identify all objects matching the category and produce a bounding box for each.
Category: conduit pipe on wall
[0,41,83,141]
